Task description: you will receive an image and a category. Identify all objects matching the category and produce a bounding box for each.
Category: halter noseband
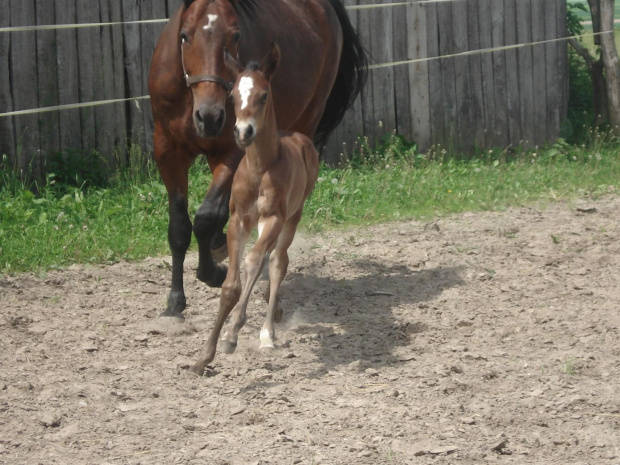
[181,39,234,92]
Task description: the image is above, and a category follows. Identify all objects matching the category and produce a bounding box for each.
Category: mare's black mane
[182,0,259,16]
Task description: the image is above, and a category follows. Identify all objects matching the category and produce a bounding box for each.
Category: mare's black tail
[314,0,368,150]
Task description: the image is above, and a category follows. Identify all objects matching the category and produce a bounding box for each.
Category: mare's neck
[244,99,280,174]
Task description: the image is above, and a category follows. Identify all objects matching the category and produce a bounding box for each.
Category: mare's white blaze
[238,76,254,110]
[203,14,218,31]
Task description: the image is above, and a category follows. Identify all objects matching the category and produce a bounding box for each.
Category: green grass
[1,130,620,275]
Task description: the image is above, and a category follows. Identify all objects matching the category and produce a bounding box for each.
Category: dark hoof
[211,243,229,263]
[220,340,237,354]
[159,308,185,321]
[189,363,205,376]
[197,264,228,288]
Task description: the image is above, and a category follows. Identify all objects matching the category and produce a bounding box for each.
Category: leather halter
[181,39,233,91]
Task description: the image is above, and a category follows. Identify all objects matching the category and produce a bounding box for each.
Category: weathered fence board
[407,1,430,151]
[0,0,569,174]
[36,0,60,170]
[393,0,412,142]
[108,0,128,162]
[531,0,548,146]
[545,0,561,142]
[516,0,536,147]
[10,0,40,177]
[55,0,82,157]
[491,0,509,148]
[0,0,15,165]
[465,0,485,149]
[452,0,474,152]
[504,0,522,146]
[478,0,495,149]
[426,2,444,146]
[76,2,100,159]
[122,0,145,149]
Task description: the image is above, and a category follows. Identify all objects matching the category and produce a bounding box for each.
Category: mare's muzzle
[194,103,226,138]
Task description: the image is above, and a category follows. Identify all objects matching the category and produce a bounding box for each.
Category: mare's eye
[233,32,241,44]
[180,31,189,43]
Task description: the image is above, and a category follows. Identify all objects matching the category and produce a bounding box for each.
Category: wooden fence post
[0,0,16,165]
[10,0,41,180]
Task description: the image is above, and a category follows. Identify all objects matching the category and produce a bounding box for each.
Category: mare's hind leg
[193,161,239,287]
[260,212,301,350]
[191,213,248,375]
[154,128,193,320]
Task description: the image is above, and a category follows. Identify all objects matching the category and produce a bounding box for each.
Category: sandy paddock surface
[1,196,619,465]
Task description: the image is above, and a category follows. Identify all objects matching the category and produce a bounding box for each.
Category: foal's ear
[260,42,281,81]
[224,47,244,78]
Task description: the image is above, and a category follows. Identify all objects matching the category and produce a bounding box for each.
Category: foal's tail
[314,0,368,151]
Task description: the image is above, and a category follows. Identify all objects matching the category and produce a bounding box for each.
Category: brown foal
[191,44,319,375]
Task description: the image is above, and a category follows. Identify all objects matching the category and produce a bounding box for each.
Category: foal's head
[225,43,281,149]
[180,0,243,138]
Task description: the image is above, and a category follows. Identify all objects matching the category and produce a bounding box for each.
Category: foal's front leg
[191,214,248,375]
[220,215,284,353]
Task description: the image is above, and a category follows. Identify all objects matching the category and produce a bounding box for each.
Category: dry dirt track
[1,196,620,465]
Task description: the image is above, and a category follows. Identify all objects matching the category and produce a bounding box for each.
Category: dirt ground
[1,195,620,465]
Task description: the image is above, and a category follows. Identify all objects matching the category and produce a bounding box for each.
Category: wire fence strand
[0,28,614,119]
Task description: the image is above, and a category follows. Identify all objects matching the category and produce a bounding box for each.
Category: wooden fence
[0,0,568,177]
[324,0,568,163]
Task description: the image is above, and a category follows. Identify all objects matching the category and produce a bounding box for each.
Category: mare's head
[225,43,281,148]
[180,0,244,138]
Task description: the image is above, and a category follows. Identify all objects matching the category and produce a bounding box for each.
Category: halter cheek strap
[181,39,234,92]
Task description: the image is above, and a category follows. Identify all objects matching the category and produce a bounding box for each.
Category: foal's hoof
[189,363,206,376]
[259,341,275,351]
[211,243,229,263]
[159,308,185,322]
[220,340,237,354]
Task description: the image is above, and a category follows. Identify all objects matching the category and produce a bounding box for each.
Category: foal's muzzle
[234,122,255,148]
[194,104,226,138]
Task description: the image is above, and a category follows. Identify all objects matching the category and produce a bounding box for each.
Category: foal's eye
[260,92,268,104]
[233,32,241,44]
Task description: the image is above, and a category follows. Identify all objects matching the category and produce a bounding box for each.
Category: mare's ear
[260,42,281,81]
[183,0,195,8]
[224,47,244,78]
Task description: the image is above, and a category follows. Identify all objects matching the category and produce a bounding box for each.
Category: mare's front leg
[193,161,238,287]
[154,129,194,321]
[191,212,249,375]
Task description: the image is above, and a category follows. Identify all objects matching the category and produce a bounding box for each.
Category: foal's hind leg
[260,212,301,350]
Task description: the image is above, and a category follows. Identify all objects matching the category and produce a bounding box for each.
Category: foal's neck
[244,98,280,174]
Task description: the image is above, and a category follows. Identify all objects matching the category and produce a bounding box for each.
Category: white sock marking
[239,77,254,110]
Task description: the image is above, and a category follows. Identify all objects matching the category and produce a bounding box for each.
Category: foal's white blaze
[203,14,218,31]
[238,76,254,110]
